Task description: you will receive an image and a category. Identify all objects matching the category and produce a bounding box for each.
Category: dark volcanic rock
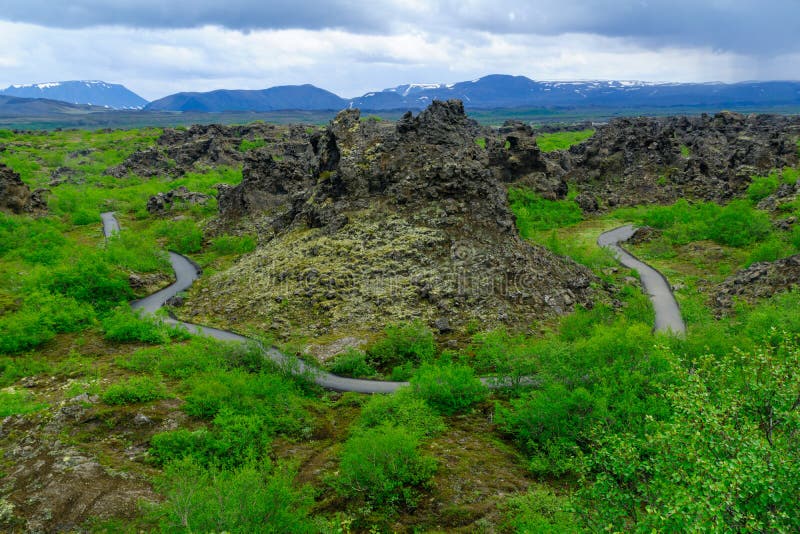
[561,112,800,207]
[627,226,662,245]
[147,186,211,214]
[106,123,287,178]
[713,254,800,312]
[196,100,600,336]
[0,163,48,214]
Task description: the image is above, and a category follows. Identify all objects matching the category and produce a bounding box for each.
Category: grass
[0,389,47,417]
[535,129,595,152]
[101,375,170,405]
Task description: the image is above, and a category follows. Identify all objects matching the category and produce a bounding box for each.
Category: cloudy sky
[0,0,798,101]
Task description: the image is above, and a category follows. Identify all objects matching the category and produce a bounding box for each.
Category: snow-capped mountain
[350,75,800,110]
[0,81,148,109]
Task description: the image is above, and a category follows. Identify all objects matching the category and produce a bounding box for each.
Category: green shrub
[746,237,792,266]
[356,388,444,438]
[211,234,257,255]
[151,458,314,534]
[105,231,169,273]
[155,219,203,254]
[501,486,579,533]
[0,291,93,353]
[509,187,583,237]
[337,423,437,507]
[368,321,436,368]
[470,328,539,387]
[71,208,101,226]
[181,369,310,437]
[625,199,773,248]
[327,349,376,378]
[747,173,780,203]
[150,410,271,468]
[16,225,67,265]
[475,137,487,149]
[25,291,96,333]
[42,253,132,312]
[0,309,56,354]
[101,375,169,405]
[707,200,772,247]
[410,363,487,415]
[116,338,260,378]
[102,307,183,344]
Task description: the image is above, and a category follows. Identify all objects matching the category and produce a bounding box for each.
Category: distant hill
[352,75,800,110]
[0,95,103,116]
[145,75,800,113]
[0,81,148,109]
[145,84,347,112]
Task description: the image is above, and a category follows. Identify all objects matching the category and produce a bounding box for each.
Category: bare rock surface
[714,254,800,312]
[0,163,48,214]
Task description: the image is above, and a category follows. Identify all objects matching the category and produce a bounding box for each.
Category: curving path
[598,225,686,335]
[103,212,408,393]
[103,213,685,392]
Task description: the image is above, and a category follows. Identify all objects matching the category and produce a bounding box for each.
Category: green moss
[475,137,487,149]
[535,129,595,152]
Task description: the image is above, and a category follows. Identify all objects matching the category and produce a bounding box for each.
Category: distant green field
[2,105,800,131]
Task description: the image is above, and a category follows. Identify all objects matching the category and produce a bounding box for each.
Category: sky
[0,0,798,101]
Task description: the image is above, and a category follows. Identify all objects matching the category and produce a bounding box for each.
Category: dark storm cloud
[0,0,797,55]
[0,0,387,32]
[436,0,800,54]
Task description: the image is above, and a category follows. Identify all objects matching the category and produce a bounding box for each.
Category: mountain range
[3,75,800,115]
[0,81,148,109]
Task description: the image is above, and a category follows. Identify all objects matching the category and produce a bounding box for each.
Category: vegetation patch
[535,129,595,152]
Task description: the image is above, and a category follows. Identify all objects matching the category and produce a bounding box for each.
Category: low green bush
[101,375,169,405]
[747,173,780,202]
[501,486,579,533]
[368,321,436,368]
[150,458,315,534]
[41,253,132,312]
[181,369,310,437]
[509,187,583,237]
[105,231,169,273]
[150,410,271,468]
[102,307,183,344]
[117,338,260,378]
[410,363,487,415]
[155,219,203,254]
[327,349,376,378]
[336,423,437,507]
[356,388,444,438]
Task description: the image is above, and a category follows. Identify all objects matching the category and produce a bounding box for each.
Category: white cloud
[0,20,793,102]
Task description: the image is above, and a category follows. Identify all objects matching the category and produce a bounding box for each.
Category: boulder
[147,186,210,214]
[0,163,48,214]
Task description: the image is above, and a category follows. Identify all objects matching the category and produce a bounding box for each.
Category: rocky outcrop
[561,112,800,208]
[0,163,48,214]
[146,186,211,214]
[105,122,288,178]
[187,101,600,338]
[713,254,800,312]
